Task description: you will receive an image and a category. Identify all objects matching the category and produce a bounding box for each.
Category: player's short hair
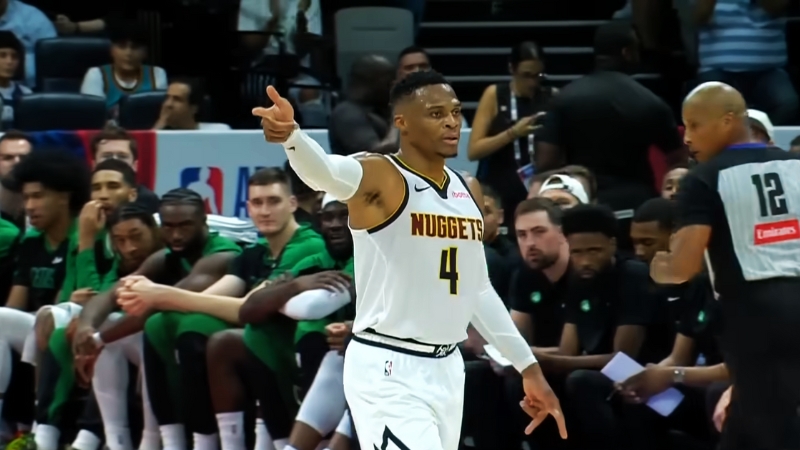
[480,183,502,210]
[249,167,291,190]
[633,198,676,231]
[93,159,138,187]
[4,149,91,214]
[90,126,138,160]
[160,188,205,214]
[562,204,618,238]
[107,202,157,229]
[390,70,449,106]
[398,45,429,62]
[0,31,23,56]
[514,197,563,226]
[0,129,30,146]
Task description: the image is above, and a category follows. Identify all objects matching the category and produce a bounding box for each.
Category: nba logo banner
[180,167,224,215]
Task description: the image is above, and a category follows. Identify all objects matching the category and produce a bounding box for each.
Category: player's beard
[529,252,559,271]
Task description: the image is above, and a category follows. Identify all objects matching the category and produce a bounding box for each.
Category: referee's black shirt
[675,143,800,299]
[537,70,681,190]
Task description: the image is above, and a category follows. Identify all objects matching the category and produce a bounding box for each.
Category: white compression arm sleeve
[280,289,352,320]
[471,268,537,373]
[282,128,364,201]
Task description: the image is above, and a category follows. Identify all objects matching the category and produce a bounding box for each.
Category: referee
[649,81,800,450]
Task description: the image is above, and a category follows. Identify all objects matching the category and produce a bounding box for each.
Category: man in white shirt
[237,0,325,125]
[0,0,55,87]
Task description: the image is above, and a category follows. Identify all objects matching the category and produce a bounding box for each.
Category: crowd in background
[0,0,796,449]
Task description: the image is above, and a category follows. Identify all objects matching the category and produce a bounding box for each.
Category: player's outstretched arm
[253,86,368,203]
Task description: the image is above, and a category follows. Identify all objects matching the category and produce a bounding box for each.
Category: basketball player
[253,71,566,450]
[649,81,800,450]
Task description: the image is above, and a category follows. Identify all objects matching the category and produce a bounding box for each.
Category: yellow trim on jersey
[366,175,409,234]
[393,155,448,190]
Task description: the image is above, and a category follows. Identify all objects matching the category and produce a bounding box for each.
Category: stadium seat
[36,37,111,92]
[334,7,413,83]
[118,91,166,130]
[15,94,107,131]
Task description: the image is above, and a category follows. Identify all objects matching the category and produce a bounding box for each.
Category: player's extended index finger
[550,406,568,439]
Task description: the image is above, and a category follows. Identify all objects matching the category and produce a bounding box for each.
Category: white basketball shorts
[343,332,465,450]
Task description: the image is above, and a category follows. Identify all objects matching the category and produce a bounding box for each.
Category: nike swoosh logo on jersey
[667,297,680,302]
[52,257,63,264]
[414,185,430,192]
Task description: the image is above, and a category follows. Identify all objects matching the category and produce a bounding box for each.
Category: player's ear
[288,194,298,213]
[394,114,406,133]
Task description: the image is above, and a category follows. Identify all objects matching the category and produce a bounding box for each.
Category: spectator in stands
[546,205,655,448]
[694,0,797,125]
[238,0,325,124]
[615,272,726,450]
[89,126,159,212]
[396,45,431,80]
[328,55,395,156]
[629,198,684,364]
[0,31,28,129]
[791,135,800,153]
[468,41,555,227]
[537,174,590,209]
[0,129,29,223]
[0,0,55,87]
[529,165,598,205]
[509,198,570,349]
[395,46,470,129]
[661,163,688,200]
[630,198,674,266]
[746,109,774,144]
[72,189,240,450]
[536,20,683,246]
[152,79,230,131]
[0,150,89,449]
[80,22,167,120]
[476,181,515,298]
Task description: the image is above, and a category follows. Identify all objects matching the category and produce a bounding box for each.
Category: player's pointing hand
[252,85,296,144]
[520,363,568,439]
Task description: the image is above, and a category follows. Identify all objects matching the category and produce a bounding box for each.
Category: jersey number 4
[752,173,788,217]
[439,247,459,295]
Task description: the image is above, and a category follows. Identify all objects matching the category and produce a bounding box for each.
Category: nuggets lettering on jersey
[350,155,486,344]
[410,213,483,241]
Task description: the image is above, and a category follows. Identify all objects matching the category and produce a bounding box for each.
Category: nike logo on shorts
[414,185,430,192]
[667,297,680,302]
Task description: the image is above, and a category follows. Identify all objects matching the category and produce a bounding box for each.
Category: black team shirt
[564,258,656,357]
[509,263,570,347]
[13,228,72,312]
[677,273,723,366]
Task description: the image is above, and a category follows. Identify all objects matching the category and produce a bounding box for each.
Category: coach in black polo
[533,204,657,447]
[509,198,570,349]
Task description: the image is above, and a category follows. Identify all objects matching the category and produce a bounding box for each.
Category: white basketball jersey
[350,155,486,344]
